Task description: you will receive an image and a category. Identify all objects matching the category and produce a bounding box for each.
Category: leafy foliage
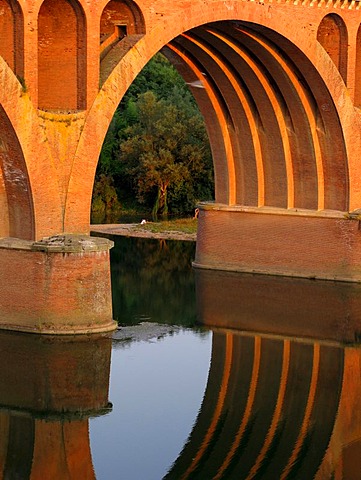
[91,174,122,224]
[92,52,214,222]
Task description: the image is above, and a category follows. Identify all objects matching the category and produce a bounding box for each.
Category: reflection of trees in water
[110,236,197,326]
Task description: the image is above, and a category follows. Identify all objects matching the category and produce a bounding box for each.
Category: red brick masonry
[195,204,361,282]
[0,235,117,334]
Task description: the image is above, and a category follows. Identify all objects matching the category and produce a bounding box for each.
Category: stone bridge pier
[1,0,361,332]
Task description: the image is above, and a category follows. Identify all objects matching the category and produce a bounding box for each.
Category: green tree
[91,173,122,223]
[93,52,214,220]
[124,52,190,103]
[119,91,212,218]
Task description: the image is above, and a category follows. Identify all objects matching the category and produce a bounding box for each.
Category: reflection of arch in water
[0,331,112,478]
[165,331,344,479]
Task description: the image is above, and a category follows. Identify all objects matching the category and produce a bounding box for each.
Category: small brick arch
[100,0,145,39]
[355,25,361,108]
[317,14,348,83]
[38,0,87,111]
[99,0,146,82]
[0,0,24,77]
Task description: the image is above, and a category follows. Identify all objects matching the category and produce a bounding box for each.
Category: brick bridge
[1,0,361,332]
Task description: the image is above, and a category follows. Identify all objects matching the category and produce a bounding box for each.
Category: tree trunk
[152,183,168,220]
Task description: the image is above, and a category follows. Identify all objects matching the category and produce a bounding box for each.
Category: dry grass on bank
[136,218,198,235]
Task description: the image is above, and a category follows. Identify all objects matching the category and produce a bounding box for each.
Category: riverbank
[90,222,197,241]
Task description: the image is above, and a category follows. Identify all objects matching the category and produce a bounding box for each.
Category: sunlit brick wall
[38,0,82,110]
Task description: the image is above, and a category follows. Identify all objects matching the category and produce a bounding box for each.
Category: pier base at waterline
[0,235,117,334]
[194,204,361,283]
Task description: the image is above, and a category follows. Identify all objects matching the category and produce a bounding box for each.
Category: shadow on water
[2,237,361,478]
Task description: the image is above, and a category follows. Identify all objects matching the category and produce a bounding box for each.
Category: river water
[1,236,361,478]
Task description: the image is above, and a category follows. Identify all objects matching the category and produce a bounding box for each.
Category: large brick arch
[164,22,348,211]
[0,105,34,239]
[0,57,63,240]
[64,1,353,232]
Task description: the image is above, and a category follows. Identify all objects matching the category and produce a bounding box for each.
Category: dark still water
[2,236,361,479]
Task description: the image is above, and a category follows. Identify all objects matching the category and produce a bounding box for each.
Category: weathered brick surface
[0,236,116,334]
[0,166,9,236]
[38,0,80,110]
[195,205,361,281]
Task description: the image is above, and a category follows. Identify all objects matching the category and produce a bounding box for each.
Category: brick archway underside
[0,105,34,240]
[64,13,352,234]
[163,21,348,212]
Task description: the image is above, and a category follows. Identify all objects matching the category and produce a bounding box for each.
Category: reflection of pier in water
[1,269,361,478]
[0,332,112,479]
[165,271,361,479]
